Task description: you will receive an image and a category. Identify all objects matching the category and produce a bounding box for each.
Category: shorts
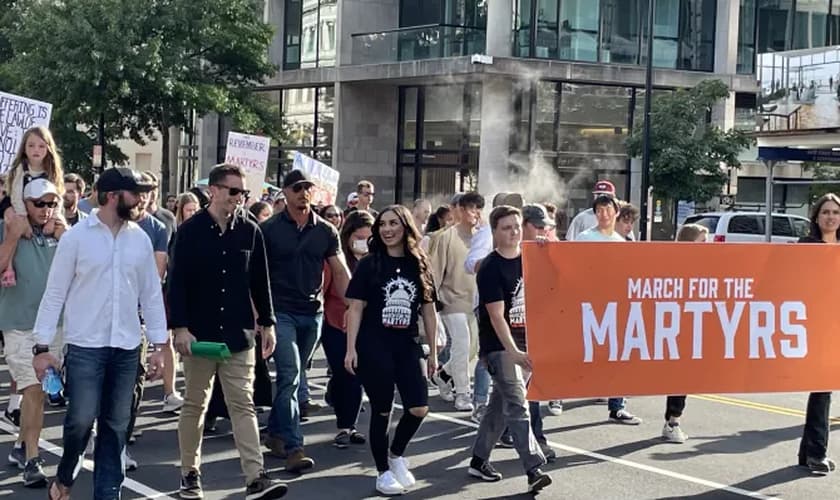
[5,329,64,391]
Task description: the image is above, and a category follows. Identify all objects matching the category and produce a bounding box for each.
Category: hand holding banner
[523,242,840,400]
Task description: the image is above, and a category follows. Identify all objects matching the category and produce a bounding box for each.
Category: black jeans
[665,395,687,420]
[322,322,363,429]
[800,392,832,461]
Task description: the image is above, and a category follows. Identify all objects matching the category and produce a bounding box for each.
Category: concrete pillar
[267,0,285,68]
[477,79,513,195]
[333,82,399,203]
[714,0,739,76]
[485,0,513,57]
[197,113,220,179]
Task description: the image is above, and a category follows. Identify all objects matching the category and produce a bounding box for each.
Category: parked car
[682,212,810,243]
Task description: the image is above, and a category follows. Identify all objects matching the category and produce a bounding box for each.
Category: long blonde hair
[8,126,64,194]
[175,192,200,226]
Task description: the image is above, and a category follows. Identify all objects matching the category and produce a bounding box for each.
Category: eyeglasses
[32,200,58,208]
[292,183,314,193]
[214,184,250,198]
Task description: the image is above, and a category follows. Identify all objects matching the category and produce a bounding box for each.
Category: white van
[681,212,810,243]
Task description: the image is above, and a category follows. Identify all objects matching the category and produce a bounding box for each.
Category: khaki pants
[178,348,263,484]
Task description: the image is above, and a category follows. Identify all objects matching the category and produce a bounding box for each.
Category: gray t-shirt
[153,207,176,243]
[137,214,168,252]
[0,221,59,330]
[575,228,626,242]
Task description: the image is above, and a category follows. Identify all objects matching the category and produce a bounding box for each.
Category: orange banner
[522,241,840,401]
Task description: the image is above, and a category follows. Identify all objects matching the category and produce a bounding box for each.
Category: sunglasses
[214,184,250,198]
[292,183,314,193]
[32,200,59,208]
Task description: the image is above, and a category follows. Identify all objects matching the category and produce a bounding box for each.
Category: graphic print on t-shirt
[382,277,417,329]
[509,277,525,328]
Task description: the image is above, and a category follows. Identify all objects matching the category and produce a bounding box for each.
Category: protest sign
[0,91,52,174]
[224,132,270,194]
[522,242,840,400]
[292,152,339,206]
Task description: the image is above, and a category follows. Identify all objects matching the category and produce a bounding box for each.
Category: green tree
[5,0,281,192]
[626,79,753,203]
[804,163,840,201]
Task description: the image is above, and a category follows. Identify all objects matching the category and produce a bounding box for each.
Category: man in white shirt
[32,167,168,500]
[567,180,623,241]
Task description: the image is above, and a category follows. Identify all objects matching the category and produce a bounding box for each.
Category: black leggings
[356,334,428,472]
[665,395,687,420]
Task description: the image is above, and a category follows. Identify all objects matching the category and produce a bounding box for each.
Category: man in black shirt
[467,205,551,495]
[168,164,288,500]
[261,169,351,472]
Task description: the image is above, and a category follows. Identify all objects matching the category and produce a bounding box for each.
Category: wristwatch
[32,344,49,356]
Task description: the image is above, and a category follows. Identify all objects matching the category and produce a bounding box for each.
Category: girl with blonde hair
[0,126,65,287]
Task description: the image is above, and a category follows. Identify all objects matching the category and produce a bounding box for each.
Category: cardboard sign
[0,91,52,174]
[522,242,840,400]
[292,152,339,206]
[224,132,270,194]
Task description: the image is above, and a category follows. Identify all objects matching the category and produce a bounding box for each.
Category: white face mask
[352,239,369,255]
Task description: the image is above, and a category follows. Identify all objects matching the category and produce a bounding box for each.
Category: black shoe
[245,470,288,499]
[527,468,552,493]
[496,432,514,448]
[333,430,350,449]
[3,408,20,429]
[468,457,502,482]
[349,429,366,444]
[48,393,67,408]
[179,470,203,499]
[23,457,47,488]
[203,416,218,435]
[539,441,557,463]
[801,456,837,475]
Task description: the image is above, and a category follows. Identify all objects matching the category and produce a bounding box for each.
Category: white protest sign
[292,152,339,206]
[0,91,52,174]
[224,131,271,194]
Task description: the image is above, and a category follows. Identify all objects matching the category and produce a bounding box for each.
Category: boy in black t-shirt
[467,206,551,494]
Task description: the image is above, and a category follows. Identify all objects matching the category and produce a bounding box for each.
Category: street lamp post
[639,0,655,241]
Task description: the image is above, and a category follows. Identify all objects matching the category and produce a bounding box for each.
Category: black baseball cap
[522,204,554,228]
[282,169,315,189]
[96,167,155,193]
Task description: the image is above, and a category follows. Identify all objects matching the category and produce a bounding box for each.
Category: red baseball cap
[592,180,616,195]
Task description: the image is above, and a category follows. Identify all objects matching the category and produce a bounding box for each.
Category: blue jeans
[298,370,310,403]
[473,358,491,406]
[58,345,140,500]
[268,312,322,452]
[608,397,627,412]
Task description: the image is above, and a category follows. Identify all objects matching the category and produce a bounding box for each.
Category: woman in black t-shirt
[344,205,439,496]
[798,193,840,475]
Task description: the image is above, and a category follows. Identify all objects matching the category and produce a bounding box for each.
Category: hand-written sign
[224,132,270,194]
[292,152,339,206]
[0,91,52,174]
[522,242,840,399]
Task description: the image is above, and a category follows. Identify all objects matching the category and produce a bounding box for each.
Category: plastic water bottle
[42,367,63,398]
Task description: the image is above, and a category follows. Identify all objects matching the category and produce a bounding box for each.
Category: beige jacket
[429,225,476,315]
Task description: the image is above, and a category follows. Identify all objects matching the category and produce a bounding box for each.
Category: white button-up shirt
[34,210,168,349]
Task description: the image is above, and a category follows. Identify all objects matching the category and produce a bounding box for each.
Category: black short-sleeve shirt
[261,209,341,315]
[477,251,527,355]
[346,253,431,339]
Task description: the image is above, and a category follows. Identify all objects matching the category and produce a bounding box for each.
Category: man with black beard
[33,167,168,500]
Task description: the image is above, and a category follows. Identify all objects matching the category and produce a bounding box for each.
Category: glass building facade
[284,0,337,69]
[514,0,717,72]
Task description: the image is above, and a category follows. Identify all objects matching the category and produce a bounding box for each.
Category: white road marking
[309,382,777,500]
[0,420,175,499]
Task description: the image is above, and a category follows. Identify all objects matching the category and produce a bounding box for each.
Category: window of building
[284,0,337,69]
[397,84,480,202]
[516,0,716,72]
[738,0,757,74]
[399,0,487,27]
[794,0,829,49]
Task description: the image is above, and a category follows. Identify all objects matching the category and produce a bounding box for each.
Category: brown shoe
[285,449,314,473]
[263,434,287,459]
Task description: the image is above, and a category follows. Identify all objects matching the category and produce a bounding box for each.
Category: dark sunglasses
[214,184,250,198]
[292,183,314,193]
[32,200,59,208]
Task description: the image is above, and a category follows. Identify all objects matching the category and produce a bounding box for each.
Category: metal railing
[351,24,486,65]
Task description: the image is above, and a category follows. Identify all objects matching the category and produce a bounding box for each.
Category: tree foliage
[626,79,753,203]
[804,163,840,201]
[4,0,281,189]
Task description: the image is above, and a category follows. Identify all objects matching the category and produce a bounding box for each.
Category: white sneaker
[662,423,688,443]
[432,371,454,402]
[376,470,406,496]
[471,404,487,424]
[548,400,563,416]
[163,391,184,412]
[454,394,474,412]
[387,455,415,488]
[123,449,138,471]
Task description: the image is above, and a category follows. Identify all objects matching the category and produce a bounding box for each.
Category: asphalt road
[0,351,838,499]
